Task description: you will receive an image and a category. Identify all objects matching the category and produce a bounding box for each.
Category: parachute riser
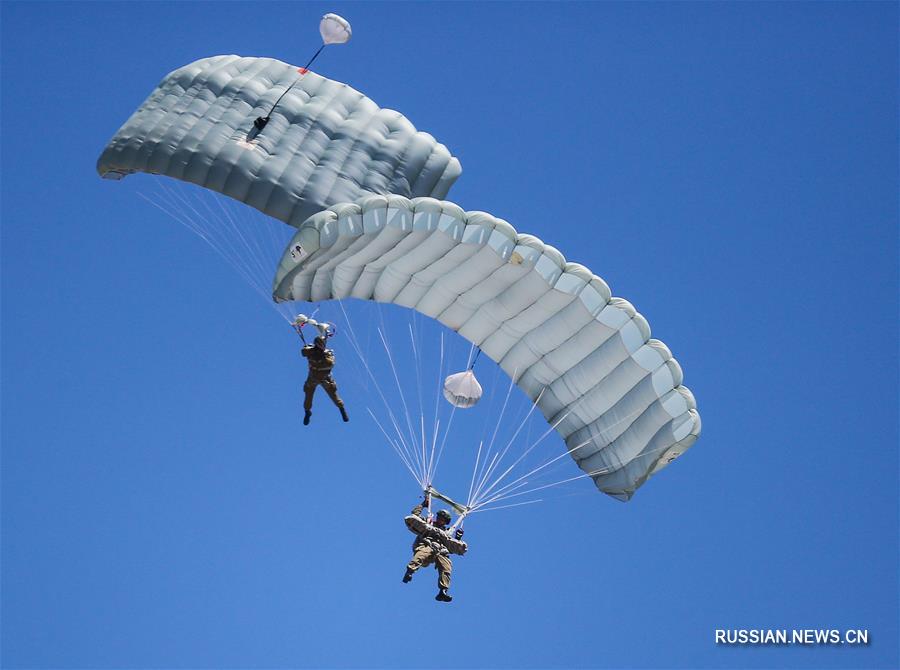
[425,486,470,529]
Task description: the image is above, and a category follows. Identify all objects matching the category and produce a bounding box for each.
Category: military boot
[402,569,414,583]
[303,410,312,425]
[339,406,349,422]
[435,588,453,602]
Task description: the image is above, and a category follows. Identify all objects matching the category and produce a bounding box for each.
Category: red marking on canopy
[298,67,309,74]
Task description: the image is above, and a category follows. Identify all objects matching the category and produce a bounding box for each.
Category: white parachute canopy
[443,370,483,408]
[97,56,461,226]
[273,194,701,501]
[320,13,351,45]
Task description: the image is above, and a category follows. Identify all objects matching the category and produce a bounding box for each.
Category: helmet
[314,335,327,348]
[435,509,452,524]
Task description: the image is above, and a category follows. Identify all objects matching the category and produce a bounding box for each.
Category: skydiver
[402,494,467,602]
[300,335,349,425]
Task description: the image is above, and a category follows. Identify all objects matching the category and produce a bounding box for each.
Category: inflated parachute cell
[272,195,701,500]
[96,56,462,226]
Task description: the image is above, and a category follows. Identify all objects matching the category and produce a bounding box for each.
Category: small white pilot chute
[443,370,483,408]
[319,13,352,45]
[250,13,353,132]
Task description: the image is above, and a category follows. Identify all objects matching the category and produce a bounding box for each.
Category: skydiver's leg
[303,378,318,424]
[435,554,452,591]
[322,379,344,408]
[322,378,349,422]
[406,545,435,574]
[303,378,318,411]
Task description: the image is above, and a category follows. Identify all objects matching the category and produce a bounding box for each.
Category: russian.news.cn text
[715,629,869,646]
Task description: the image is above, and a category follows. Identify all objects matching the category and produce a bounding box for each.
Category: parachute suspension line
[341,306,428,487]
[473,459,629,511]
[425,331,446,487]
[203,192,295,323]
[205,187,291,320]
[469,385,655,510]
[462,359,504,504]
[376,326,426,485]
[491,400,661,504]
[463,342,475,369]
[424,330,458,488]
[474,359,503,455]
[468,370,518,506]
[472,440,605,509]
[366,408,423,486]
[406,319,429,487]
[469,386,545,507]
[425,417,441,489]
[164,183,266,286]
[426,332,464,487]
[342,317,423,483]
[200,186,266,278]
[139,188,284,321]
[469,398,587,508]
[475,468,608,511]
[468,347,483,371]
[570,401,668,461]
[140,185,295,323]
[337,302,426,488]
[429,397,458,489]
[473,400,668,509]
[467,498,544,514]
[466,439,486,507]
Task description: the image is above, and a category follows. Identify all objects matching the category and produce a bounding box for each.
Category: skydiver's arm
[404,513,428,535]
[404,502,429,534]
[442,535,468,556]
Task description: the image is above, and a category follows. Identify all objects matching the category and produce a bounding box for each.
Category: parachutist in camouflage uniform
[402,496,467,602]
[301,335,348,425]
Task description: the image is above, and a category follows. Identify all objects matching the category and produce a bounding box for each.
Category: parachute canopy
[320,13,351,44]
[271,194,701,501]
[443,370,483,408]
[96,56,461,226]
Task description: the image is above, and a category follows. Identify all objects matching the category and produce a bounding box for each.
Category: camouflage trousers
[303,375,343,411]
[407,543,452,590]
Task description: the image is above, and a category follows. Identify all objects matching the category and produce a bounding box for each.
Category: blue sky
[2,2,897,669]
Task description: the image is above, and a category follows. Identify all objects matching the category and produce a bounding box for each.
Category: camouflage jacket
[301,345,335,379]
[404,504,467,556]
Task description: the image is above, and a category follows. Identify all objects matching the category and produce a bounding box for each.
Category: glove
[423,493,432,507]
[454,528,464,540]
